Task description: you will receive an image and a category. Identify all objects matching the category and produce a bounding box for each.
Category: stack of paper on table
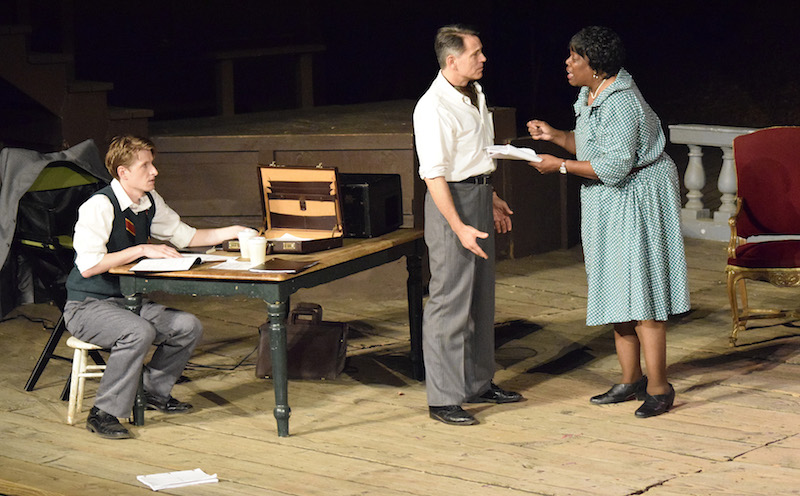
[485,144,542,162]
[137,468,217,491]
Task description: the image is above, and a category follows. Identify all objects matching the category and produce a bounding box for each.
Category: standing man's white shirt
[72,178,196,273]
[414,71,496,182]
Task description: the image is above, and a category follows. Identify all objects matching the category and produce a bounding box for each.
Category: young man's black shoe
[86,406,132,439]
[145,392,193,413]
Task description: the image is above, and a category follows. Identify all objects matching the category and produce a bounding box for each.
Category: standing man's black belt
[452,174,491,185]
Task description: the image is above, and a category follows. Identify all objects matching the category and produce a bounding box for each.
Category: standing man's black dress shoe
[466,382,523,404]
[590,376,648,404]
[429,405,479,425]
[86,406,132,439]
[145,392,194,413]
[635,384,675,418]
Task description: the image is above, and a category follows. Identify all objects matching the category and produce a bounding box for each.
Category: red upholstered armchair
[726,126,800,346]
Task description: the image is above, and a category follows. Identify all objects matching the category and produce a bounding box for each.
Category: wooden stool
[66,336,105,425]
[65,337,146,426]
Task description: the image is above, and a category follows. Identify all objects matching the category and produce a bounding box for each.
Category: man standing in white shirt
[64,135,246,439]
[413,25,522,426]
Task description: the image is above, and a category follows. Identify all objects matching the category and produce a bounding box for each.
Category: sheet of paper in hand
[485,144,542,162]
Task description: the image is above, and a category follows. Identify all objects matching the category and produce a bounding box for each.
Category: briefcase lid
[257,163,344,238]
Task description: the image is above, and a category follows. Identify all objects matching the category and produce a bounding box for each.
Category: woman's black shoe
[635,384,675,418]
[590,376,648,405]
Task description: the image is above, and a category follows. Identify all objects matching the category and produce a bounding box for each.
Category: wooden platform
[145,101,570,260]
[2,238,799,495]
[148,101,426,231]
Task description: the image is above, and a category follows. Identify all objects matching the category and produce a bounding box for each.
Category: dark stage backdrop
[7,0,798,134]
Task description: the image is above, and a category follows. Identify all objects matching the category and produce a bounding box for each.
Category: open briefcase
[257,163,344,253]
[256,302,348,380]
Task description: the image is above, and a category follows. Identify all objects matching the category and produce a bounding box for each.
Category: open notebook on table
[130,254,229,272]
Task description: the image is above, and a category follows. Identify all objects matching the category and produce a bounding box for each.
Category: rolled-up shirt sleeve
[72,195,114,274]
[148,190,196,249]
[415,104,455,180]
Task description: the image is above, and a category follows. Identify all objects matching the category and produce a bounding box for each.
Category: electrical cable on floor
[185,344,258,371]
[0,313,56,330]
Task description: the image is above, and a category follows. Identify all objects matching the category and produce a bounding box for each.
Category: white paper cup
[237,229,257,259]
[248,237,268,265]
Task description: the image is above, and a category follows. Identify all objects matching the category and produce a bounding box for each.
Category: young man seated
[64,135,247,439]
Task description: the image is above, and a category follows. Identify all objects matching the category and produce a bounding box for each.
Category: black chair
[18,160,109,397]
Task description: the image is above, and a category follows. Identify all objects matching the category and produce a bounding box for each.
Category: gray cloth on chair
[0,139,110,313]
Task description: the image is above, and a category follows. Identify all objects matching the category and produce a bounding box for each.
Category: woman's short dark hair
[569,26,625,77]
[435,25,479,69]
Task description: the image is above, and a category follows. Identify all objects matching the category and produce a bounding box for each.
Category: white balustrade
[668,124,757,241]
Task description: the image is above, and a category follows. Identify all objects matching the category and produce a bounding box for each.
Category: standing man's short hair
[434,25,479,69]
[105,135,156,179]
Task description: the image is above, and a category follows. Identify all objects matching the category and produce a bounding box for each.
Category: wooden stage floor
[2,238,799,495]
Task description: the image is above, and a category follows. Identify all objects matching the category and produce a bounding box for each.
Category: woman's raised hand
[527,120,555,141]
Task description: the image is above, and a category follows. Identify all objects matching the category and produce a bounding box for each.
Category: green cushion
[28,163,100,192]
[18,235,73,251]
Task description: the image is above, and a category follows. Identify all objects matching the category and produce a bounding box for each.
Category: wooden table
[110,228,424,437]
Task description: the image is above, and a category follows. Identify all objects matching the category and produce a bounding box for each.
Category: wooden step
[0,25,32,36]
[107,106,153,139]
[27,51,73,65]
[108,106,154,120]
[0,23,150,150]
[67,80,113,93]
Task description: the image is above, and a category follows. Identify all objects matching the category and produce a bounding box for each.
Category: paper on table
[130,254,228,272]
[267,232,312,242]
[130,255,199,272]
[485,144,542,162]
[137,468,218,491]
[210,258,257,271]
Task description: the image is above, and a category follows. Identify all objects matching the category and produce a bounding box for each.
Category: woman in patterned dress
[526,26,690,418]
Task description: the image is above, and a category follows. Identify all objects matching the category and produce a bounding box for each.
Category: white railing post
[668,124,757,241]
[715,145,738,221]
[682,144,709,219]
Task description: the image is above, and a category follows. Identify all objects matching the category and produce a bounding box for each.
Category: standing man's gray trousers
[423,182,496,406]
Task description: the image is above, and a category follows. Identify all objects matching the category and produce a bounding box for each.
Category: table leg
[122,294,146,426]
[267,300,291,436]
[406,242,425,381]
[132,367,146,426]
